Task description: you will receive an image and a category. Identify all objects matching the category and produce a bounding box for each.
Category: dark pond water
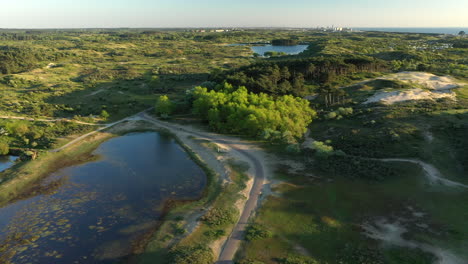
[0,155,19,173]
[228,44,309,55]
[251,45,309,55]
[0,132,206,264]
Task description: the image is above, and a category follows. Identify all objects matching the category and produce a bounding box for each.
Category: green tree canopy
[192,84,316,142]
[155,95,174,118]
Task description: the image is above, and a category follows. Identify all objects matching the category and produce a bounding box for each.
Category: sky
[0,0,467,28]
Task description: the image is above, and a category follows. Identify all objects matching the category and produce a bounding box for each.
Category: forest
[213,57,388,96]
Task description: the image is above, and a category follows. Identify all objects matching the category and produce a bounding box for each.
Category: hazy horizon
[1,0,467,29]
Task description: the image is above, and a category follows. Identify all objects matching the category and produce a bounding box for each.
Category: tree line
[212,57,388,97]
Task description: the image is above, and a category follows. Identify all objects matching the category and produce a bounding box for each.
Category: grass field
[237,161,468,263]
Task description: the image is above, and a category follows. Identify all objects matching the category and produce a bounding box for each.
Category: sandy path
[380,158,468,188]
[138,113,268,264]
[0,115,100,126]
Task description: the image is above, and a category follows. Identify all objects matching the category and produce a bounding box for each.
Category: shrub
[203,229,225,239]
[279,255,319,264]
[201,208,236,227]
[325,112,337,120]
[337,107,353,116]
[100,110,110,120]
[245,224,272,241]
[311,141,334,158]
[286,144,301,153]
[238,259,265,264]
[169,245,214,264]
[0,142,9,155]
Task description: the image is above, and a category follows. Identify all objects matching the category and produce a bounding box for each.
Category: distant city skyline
[0,0,467,29]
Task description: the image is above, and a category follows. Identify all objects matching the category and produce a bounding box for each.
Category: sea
[355,28,466,35]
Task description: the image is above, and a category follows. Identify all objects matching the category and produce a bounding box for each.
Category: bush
[0,142,9,155]
[169,245,214,264]
[203,229,225,239]
[201,208,237,227]
[337,107,353,116]
[100,110,110,120]
[311,141,334,158]
[325,112,337,120]
[286,144,301,153]
[325,107,353,120]
[279,255,319,264]
[245,224,272,241]
[238,259,265,264]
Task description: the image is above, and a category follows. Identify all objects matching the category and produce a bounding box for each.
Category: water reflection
[0,132,206,264]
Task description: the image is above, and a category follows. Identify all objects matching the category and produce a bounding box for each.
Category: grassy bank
[0,131,116,208]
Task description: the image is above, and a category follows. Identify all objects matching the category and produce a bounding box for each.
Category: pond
[0,132,206,264]
[228,44,309,55]
[251,45,309,55]
[0,155,19,173]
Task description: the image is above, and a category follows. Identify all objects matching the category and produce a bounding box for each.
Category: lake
[0,155,19,173]
[252,45,309,56]
[0,132,206,264]
[229,44,309,55]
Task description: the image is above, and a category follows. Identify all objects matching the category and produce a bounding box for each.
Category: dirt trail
[380,158,468,188]
[0,115,101,126]
[138,113,268,264]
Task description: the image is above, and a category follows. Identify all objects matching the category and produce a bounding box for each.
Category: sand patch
[364,88,456,105]
[383,72,460,90]
[362,219,465,264]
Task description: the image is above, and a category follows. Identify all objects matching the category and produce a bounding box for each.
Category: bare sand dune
[364,88,456,105]
[383,72,460,90]
[363,71,461,105]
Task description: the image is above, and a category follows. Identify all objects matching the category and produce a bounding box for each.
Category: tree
[6,121,29,137]
[459,31,466,37]
[0,142,9,155]
[155,95,174,118]
[100,110,110,120]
